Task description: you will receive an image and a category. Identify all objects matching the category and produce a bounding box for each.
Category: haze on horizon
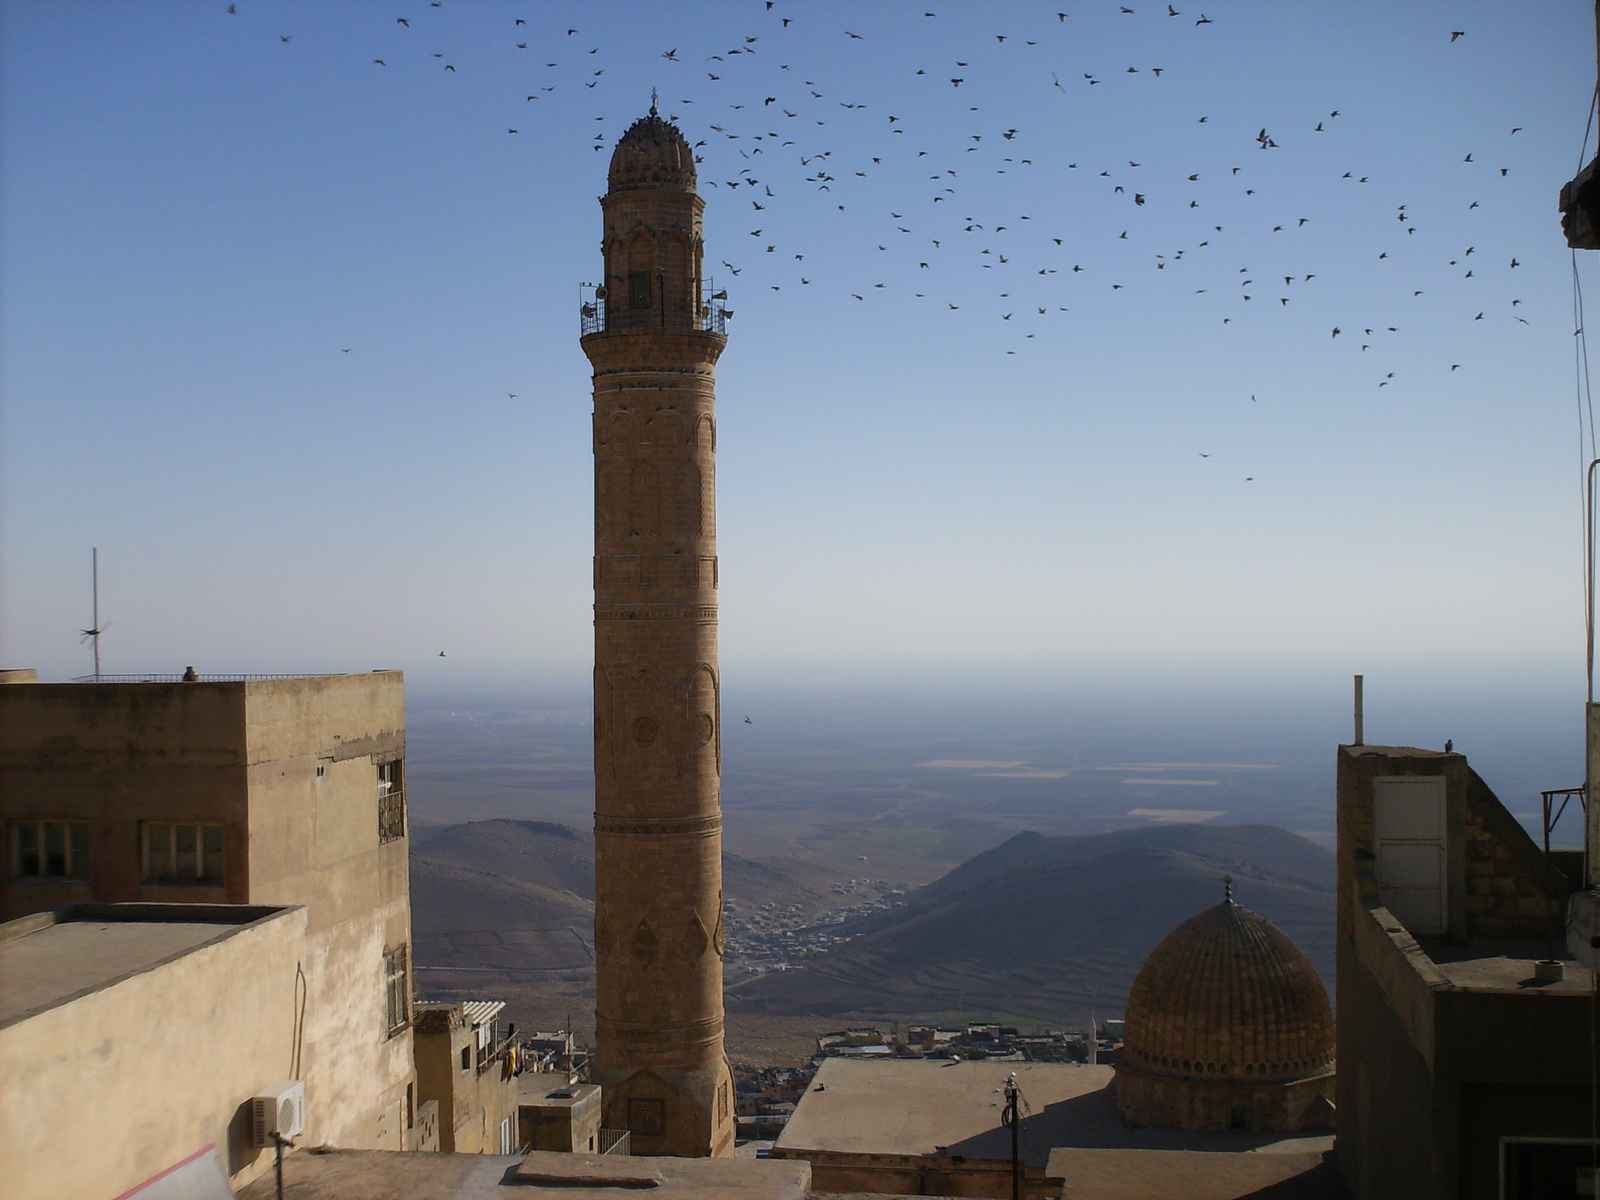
[2,1,1595,700]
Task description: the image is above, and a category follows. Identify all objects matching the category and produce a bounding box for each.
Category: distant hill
[414,819,596,904]
[726,824,1334,1027]
[920,823,1334,901]
[410,818,830,976]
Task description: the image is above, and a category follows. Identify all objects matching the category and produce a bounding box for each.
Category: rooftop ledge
[1363,903,1592,996]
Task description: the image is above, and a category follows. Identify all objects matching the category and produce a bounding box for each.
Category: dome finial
[1224,874,1233,903]
[650,87,658,117]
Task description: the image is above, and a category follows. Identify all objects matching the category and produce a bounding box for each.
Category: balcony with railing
[580,280,730,337]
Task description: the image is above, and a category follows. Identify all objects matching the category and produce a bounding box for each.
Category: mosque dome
[607,105,697,194]
[1114,888,1335,1132]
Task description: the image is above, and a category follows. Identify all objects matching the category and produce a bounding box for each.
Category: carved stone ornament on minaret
[579,107,735,1160]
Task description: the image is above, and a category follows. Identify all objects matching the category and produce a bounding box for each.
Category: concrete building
[0,902,305,1198]
[519,1080,605,1154]
[1334,743,1588,1199]
[0,673,417,1153]
[579,103,736,1159]
[412,1000,521,1154]
[1115,885,1336,1132]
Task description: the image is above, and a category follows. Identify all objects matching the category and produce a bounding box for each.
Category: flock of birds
[226,1,1545,484]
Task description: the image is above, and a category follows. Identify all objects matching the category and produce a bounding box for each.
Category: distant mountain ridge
[921,823,1334,900]
[726,823,1334,1027]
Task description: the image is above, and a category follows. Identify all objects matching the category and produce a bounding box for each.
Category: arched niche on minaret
[683,664,719,779]
[595,665,617,783]
[628,461,662,540]
[622,667,669,784]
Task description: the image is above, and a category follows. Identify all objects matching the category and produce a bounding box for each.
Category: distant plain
[405,671,1582,1063]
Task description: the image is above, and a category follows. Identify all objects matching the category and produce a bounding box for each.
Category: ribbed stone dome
[607,107,697,194]
[1120,897,1334,1086]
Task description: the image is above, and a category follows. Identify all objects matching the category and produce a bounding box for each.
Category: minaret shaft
[581,109,734,1160]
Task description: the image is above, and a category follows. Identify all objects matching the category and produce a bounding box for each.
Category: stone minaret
[580,104,734,1159]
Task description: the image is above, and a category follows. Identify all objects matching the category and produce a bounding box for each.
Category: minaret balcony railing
[580,282,729,337]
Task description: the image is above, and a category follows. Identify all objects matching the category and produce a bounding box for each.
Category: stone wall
[1461,767,1567,936]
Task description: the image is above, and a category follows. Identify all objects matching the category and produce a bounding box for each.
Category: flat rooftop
[1416,934,1593,995]
[0,903,296,1026]
[236,1149,810,1200]
[776,1059,1331,1166]
[517,1078,599,1107]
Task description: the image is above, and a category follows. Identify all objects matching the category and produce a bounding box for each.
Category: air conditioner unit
[251,1080,305,1146]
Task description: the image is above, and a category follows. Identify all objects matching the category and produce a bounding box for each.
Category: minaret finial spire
[650,87,658,117]
[1224,874,1233,903]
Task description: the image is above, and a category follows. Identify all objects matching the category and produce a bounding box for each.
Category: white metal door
[1373,776,1447,934]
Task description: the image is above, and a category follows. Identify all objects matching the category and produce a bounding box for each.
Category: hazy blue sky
[3,1,1597,692]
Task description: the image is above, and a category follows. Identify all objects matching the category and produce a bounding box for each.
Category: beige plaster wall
[0,907,306,1200]
[243,674,414,1152]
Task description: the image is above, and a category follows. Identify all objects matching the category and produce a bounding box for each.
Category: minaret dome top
[607,107,697,194]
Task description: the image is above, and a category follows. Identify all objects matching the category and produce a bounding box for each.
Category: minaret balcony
[580,282,730,337]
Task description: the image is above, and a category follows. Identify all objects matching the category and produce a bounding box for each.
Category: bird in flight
[1450,30,1465,41]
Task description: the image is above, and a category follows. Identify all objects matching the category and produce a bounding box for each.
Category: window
[461,1046,471,1072]
[13,820,89,880]
[384,945,410,1036]
[629,270,652,309]
[627,1097,665,1138]
[142,823,224,885]
[378,760,406,844]
[499,1116,514,1155]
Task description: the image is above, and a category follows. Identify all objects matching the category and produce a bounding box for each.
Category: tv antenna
[79,547,107,681]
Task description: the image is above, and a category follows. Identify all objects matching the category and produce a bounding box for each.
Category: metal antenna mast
[79,548,103,681]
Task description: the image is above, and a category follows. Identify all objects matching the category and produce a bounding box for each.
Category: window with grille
[13,821,89,880]
[627,1098,665,1138]
[142,822,224,885]
[384,945,410,1036]
[378,759,406,844]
